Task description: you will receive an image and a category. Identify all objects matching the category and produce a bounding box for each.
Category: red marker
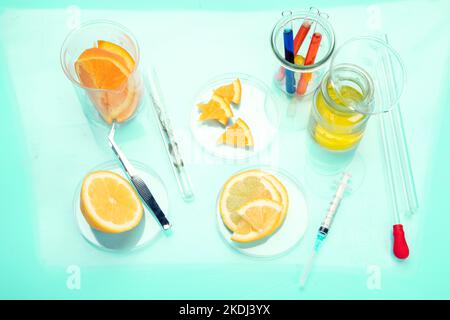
[294,21,312,55]
[296,32,322,96]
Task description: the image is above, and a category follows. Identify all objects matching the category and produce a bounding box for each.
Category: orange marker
[296,32,322,96]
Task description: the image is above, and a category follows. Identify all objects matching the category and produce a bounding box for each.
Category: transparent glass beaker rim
[324,63,375,116]
[270,10,335,73]
[329,36,406,115]
[60,19,141,93]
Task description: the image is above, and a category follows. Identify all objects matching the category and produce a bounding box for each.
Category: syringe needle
[300,251,316,288]
[300,172,351,288]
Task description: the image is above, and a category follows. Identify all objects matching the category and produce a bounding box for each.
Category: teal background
[0,0,449,299]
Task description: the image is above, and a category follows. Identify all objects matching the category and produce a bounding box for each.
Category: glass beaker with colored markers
[61,20,143,126]
[308,37,406,152]
[270,10,335,98]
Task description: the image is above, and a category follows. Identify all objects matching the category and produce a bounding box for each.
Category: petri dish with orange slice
[61,20,144,127]
[216,167,309,258]
[73,160,169,252]
[191,73,281,160]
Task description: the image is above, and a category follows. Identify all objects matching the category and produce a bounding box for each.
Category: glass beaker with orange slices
[61,20,142,125]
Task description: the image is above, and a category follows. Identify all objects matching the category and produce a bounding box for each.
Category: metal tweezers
[108,122,171,230]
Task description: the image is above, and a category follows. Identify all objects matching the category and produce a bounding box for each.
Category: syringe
[300,172,351,288]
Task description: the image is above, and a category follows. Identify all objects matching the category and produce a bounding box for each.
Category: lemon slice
[219,170,281,232]
[231,199,282,243]
[80,170,143,233]
[262,173,289,230]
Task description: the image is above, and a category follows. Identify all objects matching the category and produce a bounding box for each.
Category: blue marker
[283,25,295,94]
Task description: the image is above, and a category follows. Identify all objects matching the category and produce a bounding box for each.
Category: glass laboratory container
[61,20,143,126]
[270,10,335,98]
[308,37,406,152]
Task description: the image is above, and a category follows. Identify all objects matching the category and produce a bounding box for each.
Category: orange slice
[88,77,140,124]
[219,170,281,232]
[75,47,130,90]
[76,42,140,124]
[214,78,242,104]
[198,94,233,126]
[231,199,282,243]
[115,85,141,123]
[217,118,254,148]
[80,170,143,234]
[97,40,136,72]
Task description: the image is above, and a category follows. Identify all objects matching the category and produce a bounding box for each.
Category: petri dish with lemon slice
[217,167,308,258]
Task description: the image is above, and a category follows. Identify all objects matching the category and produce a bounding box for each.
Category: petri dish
[190,73,280,160]
[216,166,309,258]
[304,134,366,198]
[73,160,169,252]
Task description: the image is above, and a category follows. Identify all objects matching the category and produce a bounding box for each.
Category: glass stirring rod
[300,172,351,288]
[144,69,194,201]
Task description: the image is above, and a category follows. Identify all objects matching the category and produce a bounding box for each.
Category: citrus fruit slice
[217,118,254,148]
[87,77,140,124]
[231,199,282,243]
[198,94,233,126]
[262,173,289,230]
[219,170,281,232]
[80,170,143,234]
[213,78,242,104]
[115,85,141,123]
[75,47,131,90]
[97,40,135,72]
[76,41,140,124]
